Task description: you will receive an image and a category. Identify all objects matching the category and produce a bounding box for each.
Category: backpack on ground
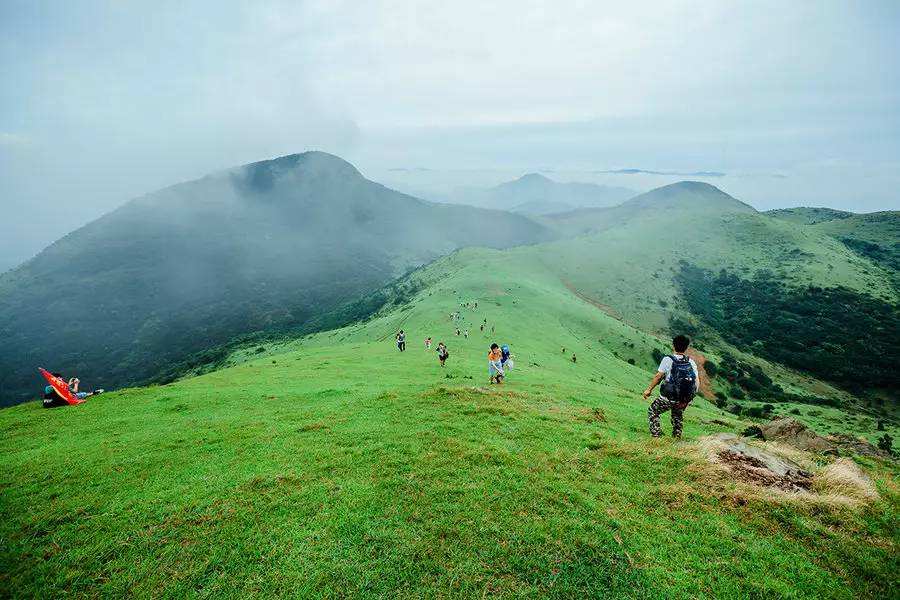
[662,355,696,406]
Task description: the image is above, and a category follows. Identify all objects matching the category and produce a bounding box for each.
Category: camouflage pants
[648,395,684,438]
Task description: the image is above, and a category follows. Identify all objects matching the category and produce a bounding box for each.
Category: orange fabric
[39,368,83,405]
[488,349,502,361]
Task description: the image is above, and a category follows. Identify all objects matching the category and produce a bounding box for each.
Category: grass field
[2,248,897,598]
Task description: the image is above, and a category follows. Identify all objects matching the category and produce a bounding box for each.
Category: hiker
[571,353,577,363]
[456,328,460,336]
[396,330,406,352]
[488,343,504,384]
[463,329,468,339]
[425,337,432,350]
[562,347,566,354]
[480,324,484,332]
[474,302,477,309]
[437,342,449,367]
[642,335,699,438]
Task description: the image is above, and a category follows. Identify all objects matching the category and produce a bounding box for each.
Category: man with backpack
[642,335,699,438]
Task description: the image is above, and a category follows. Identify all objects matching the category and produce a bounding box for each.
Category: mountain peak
[233,151,363,194]
[517,172,553,183]
[625,181,756,213]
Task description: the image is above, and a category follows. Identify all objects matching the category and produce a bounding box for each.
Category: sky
[2,0,899,271]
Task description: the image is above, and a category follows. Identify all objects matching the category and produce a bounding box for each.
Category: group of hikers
[397,322,699,438]
[42,314,698,440]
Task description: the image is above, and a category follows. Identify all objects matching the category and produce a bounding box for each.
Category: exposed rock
[700,433,813,492]
[759,417,835,453]
[827,433,890,458]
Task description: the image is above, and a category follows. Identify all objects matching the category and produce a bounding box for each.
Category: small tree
[877,433,893,455]
[714,391,727,409]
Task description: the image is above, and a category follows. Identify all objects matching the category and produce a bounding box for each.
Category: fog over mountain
[3,2,899,270]
[450,173,636,215]
[0,152,552,405]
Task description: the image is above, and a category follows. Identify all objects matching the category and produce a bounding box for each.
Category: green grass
[2,248,897,598]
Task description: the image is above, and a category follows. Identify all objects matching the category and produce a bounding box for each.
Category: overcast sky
[2,0,899,271]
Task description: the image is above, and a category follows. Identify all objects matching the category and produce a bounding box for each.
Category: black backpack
[662,355,696,405]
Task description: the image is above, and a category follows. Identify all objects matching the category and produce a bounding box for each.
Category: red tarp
[39,367,83,405]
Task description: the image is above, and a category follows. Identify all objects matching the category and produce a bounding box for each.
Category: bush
[877,434,893,455]
[703,360,718,378]
[742,425,763,438]
[746,406,766,418]
[730,386,746,400]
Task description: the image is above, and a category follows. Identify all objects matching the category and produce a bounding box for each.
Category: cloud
[0,132,29,146]
[596,169,727,177]
[0,0,898,269]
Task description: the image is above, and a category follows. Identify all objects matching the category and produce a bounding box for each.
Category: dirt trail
[560,279,626,322]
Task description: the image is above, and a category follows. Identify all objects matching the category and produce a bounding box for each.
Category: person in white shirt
[642,334,700,438]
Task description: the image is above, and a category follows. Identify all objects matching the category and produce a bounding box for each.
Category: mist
[2,0,899,271]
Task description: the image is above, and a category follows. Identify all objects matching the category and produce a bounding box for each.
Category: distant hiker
[562,347,566,354]
[642,335,699,438]
[488,343,504,384]
[425,337,432,350]
[474,302,477,309]
[480,324,484,332]
[456,328,461,336]
[571,353,577,363]
[500,344,513,372]
[437,342,449,367]
[463,329,468,339]
[396,330,406,352]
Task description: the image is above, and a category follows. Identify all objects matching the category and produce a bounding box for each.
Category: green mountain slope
[769,209,900,288]
[1,247,896,598]
[540,182,897,329]
[0,152,553,406]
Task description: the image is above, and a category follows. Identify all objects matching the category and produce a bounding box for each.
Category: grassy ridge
[1,249,897,598]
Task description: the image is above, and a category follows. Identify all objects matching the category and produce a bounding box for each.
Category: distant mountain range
[451,173,636,215]
[0,152,553,405]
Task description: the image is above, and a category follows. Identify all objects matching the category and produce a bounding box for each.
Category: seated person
[42,374,103,408]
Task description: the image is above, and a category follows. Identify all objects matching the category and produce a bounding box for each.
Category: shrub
[742,425,763,438]
[877,434,893,455]
[703,360,718,378]
[746,406,766,418]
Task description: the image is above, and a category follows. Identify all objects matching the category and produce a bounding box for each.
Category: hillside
[770,208,900,288]
[453,173,636,215]
[0,152,553,406]
[1,247,897,598]
[541,182,897,327]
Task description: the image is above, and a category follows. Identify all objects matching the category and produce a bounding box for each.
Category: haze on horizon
[2,0,899,271]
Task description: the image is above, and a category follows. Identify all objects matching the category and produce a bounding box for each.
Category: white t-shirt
[657,354,700,391]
